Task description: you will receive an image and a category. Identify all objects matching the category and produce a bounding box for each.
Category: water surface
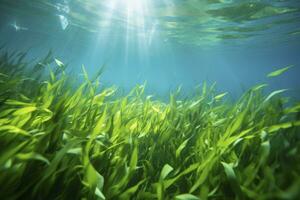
[0,0,300,97]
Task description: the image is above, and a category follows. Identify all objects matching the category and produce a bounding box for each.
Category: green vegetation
[267,65,294,77]
[0,51,300,200]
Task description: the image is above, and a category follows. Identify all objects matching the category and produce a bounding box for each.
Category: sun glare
[104,0,147,16]
[101,0,152,43]
[98,0,164,64]
[124,0,145,15]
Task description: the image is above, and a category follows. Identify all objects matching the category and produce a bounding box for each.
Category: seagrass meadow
[0,51,299,200]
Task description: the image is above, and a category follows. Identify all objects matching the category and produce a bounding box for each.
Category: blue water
[1,0,300,98]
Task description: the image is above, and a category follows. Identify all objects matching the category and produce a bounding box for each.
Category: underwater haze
[2,1,300,200]
[1,0,300,96]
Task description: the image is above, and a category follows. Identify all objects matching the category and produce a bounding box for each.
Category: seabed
[0,51,299,199]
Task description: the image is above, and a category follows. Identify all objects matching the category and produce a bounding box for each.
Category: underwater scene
[1,0,300,199]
